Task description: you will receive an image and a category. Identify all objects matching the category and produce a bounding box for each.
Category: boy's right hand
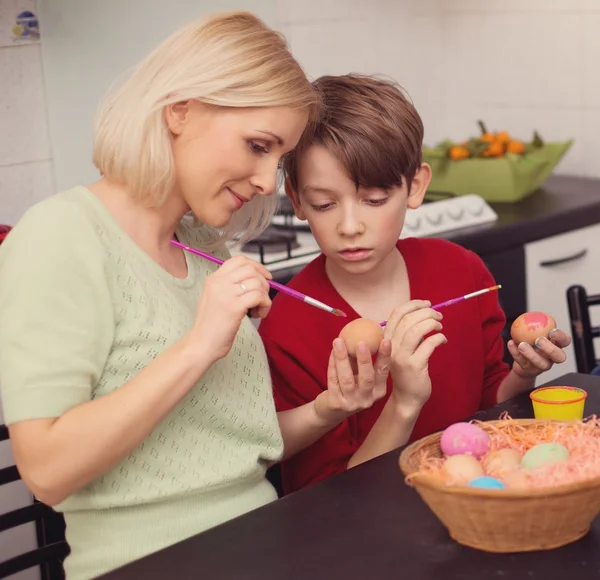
[384,300,447,410]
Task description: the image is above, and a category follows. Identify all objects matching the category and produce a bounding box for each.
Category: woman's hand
[508,329,572,379]
[314,337,392,424]
[188,255,272,362]
[384,300,447,409]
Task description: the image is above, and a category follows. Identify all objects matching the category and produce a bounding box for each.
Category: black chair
[566,284,600,374]
[0,424,68,579]
[266,464,284,498]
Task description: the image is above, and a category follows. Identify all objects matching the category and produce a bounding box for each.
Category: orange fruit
[482,141,505,157]
[449,146,470,160]
[506,140,525,154]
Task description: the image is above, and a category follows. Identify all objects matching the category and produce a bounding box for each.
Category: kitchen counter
[441,174,600,255]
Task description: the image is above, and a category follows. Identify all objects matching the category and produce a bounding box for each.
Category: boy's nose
[338,210,365,237]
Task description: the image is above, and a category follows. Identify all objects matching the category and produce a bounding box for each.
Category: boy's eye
[249,141,269,154]
[366,198,388,206]
[311,203,334,211]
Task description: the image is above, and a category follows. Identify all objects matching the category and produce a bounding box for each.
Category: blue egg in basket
[468,476,506,490]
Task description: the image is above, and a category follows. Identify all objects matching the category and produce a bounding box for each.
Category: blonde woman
[0,12,392,580]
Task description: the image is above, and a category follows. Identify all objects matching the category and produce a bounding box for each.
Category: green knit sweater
[0,187,284,579]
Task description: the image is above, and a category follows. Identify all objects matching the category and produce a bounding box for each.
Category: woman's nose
[249,164,278,196]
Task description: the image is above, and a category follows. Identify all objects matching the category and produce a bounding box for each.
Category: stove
[241,226,300,255]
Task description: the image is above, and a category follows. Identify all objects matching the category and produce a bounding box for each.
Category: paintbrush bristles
[462,284,502,301]
[331,309,347,318]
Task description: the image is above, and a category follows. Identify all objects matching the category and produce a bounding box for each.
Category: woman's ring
[239,282,248,295]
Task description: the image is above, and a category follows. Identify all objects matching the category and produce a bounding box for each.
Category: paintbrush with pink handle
[171,240,347,318]
[379,284,502,327]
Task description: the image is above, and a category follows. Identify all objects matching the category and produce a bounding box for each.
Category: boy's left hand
[507,329,572,379]
[314,338,392,424]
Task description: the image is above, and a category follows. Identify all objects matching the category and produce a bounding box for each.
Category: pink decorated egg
[440,422,491,458]
[510,311,556,346]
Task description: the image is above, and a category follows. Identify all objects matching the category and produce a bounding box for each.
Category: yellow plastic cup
[529,386,587,420]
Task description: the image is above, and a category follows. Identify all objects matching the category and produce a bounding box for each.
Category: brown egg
[482,448,522,478]
[441,455,484,485]
[510,311,556,346]
[338,318,384,357]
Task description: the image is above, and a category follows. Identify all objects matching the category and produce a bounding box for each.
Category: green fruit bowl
[422,140,573,203]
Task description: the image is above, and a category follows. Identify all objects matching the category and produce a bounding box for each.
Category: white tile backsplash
[579,0,600,10]
[0,0,39,47]
[580,14,600,107]
[0,0,53,226]
[442,0,579,12]
[0,160,55,224]
[286,19,382,79]
[441,13,581,109]
[284,2,593,181]
[577,110,600,178]
[366,0,441,18]
[0,44,51,166]
[279,0,370,24]
[375,14,444,106]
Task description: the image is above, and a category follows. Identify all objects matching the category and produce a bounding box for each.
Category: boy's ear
[284,177,307,220]
[407,163,432,210]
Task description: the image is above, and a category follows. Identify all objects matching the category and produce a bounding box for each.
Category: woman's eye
[249,141,269,154]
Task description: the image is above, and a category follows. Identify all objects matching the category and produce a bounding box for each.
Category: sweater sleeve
[469,251,511,409]
[261,334,359,493]
[0,201,114,424]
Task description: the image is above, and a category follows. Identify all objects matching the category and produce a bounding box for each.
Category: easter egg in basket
[440,422,490,458]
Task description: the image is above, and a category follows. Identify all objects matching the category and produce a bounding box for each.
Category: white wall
[3,0,600,224]
[0,0,54,226]
[282,0,593,179]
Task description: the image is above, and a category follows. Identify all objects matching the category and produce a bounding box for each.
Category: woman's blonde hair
[93,11,319,247]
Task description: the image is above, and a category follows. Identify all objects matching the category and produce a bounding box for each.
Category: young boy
[258,74,571,494]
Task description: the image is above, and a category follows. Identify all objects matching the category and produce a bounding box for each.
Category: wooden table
[100,373,600,580]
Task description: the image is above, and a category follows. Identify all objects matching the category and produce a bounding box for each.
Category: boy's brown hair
[283,74,424,193]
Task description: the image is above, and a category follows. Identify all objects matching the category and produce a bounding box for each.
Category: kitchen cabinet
[525,223,600,381]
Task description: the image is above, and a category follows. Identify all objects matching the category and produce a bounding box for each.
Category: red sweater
[258,237,510,494]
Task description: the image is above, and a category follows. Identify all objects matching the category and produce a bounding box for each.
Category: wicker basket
[399,419,600,553]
